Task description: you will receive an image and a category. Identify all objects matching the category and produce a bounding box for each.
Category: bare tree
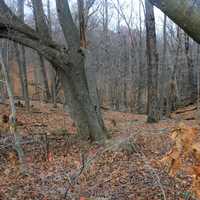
[47,0,57,107]
[138,1,146,114]
[0,40,26,173]
[145,0,159,122]
[14,0,30,110]
[159,14,167,117]
[31,0,51,102]
[77,0,106,131]
[184,34,196,102]
[0,0,107,141]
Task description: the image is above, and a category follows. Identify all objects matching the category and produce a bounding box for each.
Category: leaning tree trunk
[0,41,26,173]
[145,0,160,123]
[150,0,200,44]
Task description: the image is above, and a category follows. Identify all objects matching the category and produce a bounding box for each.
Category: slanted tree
[0,40,26,173]
[0,0,107,141]
[149,0,200,44]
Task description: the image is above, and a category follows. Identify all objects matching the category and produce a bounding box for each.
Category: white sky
[23,0,165,33]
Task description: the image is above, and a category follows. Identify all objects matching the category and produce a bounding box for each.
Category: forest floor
[0,101,199,200]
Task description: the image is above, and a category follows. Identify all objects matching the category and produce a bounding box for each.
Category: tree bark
[159,14,167,117]
[47,0,57,107]
[59,63,107,141]
[38,55,51,102]
[145,0,160,123]
[184,34,196,101]
[31,0,51,102]
[138,2,146,114]
[150,0,200,44]
[15,0,30,111]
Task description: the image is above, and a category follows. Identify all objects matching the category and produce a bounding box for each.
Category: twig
[63,137,132,199]
[130,140,167,200]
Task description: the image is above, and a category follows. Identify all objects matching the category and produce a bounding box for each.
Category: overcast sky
[23,0,164,33]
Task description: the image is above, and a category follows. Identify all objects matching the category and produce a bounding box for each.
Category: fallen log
[175,106,197,114]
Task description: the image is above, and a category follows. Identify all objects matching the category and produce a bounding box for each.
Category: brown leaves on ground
[160,122,200,198]
[1,102,200,199]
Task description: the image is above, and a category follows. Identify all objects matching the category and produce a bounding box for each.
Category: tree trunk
[197,45,200,117]
[150,0,200,44]
[38,54,51,102]
[59,60,107,141]
[145,0,160,123]
[138,2,146,114]
[167,27,181,116]
[50,67,57,107]
[76,0,107,139]
[184,34,196,102]
[14,44,30,110]
[0,41,26,173]
[47,0,57,107]
[15,0,30,110]
[159,14,167,117]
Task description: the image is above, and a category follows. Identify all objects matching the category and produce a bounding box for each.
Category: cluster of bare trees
[93,0,200,121]
[1,0,200,142]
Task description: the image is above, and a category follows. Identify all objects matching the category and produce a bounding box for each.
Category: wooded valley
[1,0,200,199]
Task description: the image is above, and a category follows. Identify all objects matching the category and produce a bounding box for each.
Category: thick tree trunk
[85,50,105,129]
[145,0,160,123]
[150,0,200,44]
[59,59,107,141]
